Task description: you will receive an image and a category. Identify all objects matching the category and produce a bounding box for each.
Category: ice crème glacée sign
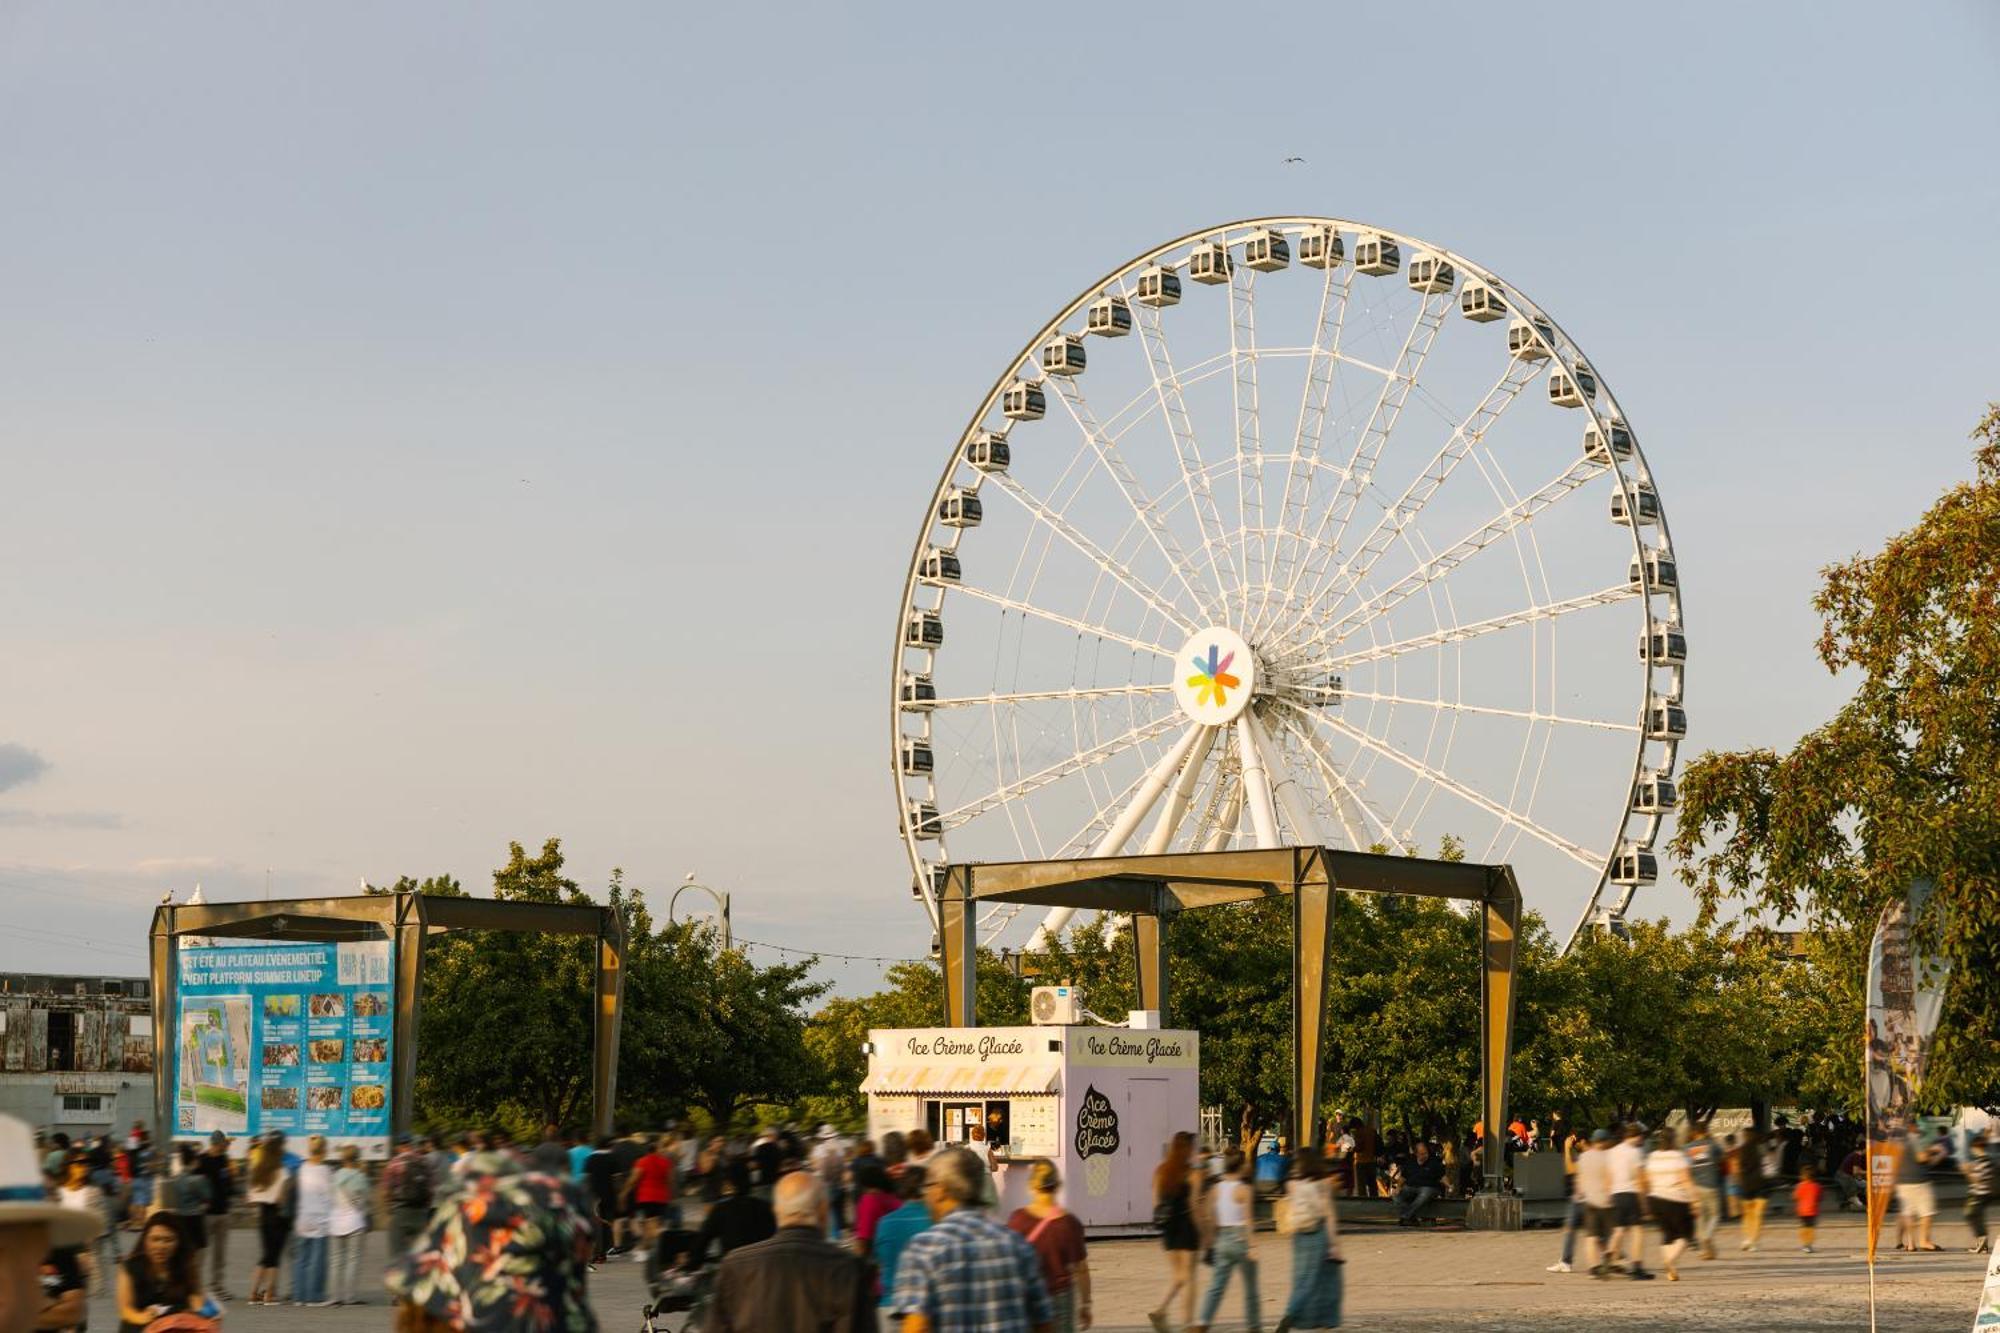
[1074,1084,1120,1158]
[901,1033,1027,1063]
[1071,1031,1196,1068]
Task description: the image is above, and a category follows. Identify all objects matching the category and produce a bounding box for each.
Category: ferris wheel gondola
[893,218,1685,954]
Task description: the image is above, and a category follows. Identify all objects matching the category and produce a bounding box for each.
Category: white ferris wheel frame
[891,217,1685,955]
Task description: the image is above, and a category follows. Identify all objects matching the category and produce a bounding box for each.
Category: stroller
[639,1227,713,1333]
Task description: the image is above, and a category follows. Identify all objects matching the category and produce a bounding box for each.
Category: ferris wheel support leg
[1234,716,1282,850]
[1025,723,1207,953]
[1106,725,1220,945]
[1144,726,1217,855]
[1247,710,1319,846]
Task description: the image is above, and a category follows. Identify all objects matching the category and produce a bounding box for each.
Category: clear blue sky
[3,1,1996,992]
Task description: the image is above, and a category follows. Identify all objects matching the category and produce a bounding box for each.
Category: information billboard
[174,941,394,1157]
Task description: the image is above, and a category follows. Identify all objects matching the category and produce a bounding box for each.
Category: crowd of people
[5,1104,1993,1332]
[1545,1119,1997,1281]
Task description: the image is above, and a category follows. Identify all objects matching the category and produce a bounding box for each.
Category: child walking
[1795,1164,1823,1253]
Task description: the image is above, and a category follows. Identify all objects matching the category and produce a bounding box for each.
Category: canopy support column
[1468,865,1523,1229]
[1132,902,1170,1023]
[1291,848,1335,1153]
[940,865,977,1027]
[591,911,626,1140]
[391,892,428,1139]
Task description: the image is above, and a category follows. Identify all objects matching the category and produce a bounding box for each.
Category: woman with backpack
[160,1145,213,1270]
[245,1135,292,1305]
[1006,1161,1090,1333]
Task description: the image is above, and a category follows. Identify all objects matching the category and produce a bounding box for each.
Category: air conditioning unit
[1030,985,1081,1026]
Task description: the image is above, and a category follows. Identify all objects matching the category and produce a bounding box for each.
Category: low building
[0,973,156,1138]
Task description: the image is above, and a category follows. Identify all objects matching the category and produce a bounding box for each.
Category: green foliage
[411,840,600,1134]
[797,951,1025,1126]
[611,884,828,1131]
[387,839,829,1135]
[1671,405,2000,1112]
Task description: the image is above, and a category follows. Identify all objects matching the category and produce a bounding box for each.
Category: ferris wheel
[892,218,1685,954]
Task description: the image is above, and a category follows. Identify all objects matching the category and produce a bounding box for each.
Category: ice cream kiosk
[864,1003,1199,1233]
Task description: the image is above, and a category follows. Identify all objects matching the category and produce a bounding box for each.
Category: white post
[1143,726,1217,855]
[1234,714,1281,849]
[1026,723,1207,952]
[1248,711,1319,845]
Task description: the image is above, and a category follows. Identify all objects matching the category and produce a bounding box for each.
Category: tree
[381,839,831,1135]
[404,840,602,1133]
[1670,405,2000,1111]
[803,951,1028,1126]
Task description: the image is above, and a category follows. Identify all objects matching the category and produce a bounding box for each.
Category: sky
[2,0,1996,995]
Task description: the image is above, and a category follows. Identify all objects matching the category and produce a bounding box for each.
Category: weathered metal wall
[0,993,151,1073]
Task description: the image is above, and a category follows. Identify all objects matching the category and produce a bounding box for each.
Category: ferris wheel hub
[1171,626,1259,724]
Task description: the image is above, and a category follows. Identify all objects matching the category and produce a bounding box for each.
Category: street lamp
[668,873,732,951]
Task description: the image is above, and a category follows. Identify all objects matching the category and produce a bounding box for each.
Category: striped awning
[864,1062,1060,1096]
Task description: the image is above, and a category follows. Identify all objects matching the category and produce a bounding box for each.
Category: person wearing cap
[0,1114,107,1333]
[809,1125,848,1238]
[1605,1123,1655,1281]
[1573,1129,1617,1279]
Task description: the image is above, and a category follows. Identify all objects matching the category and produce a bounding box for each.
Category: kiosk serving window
[865,1024,1198,1233]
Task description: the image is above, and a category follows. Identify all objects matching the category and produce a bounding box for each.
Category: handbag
[144,1315,220,1333]
[1272,1194,1294,1236]
[1152,1200,1175,1228]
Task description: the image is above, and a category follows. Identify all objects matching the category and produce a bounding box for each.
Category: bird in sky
[1282,156,1306,164]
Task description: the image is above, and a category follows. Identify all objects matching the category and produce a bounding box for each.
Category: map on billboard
[175,941,393,1156]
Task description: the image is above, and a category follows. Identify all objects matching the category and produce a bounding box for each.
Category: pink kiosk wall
[865,1025,1199,1233]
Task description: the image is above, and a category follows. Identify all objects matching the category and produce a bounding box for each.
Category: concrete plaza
[81,1208,1990,1331]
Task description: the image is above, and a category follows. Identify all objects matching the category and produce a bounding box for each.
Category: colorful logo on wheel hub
[1171,627,1255,724]
[1187,644,1239,709]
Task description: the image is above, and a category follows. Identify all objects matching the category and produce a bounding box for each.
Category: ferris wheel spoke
[1229,266,1267,628]
[1264,260,1354,637]
[1046,375,1221,623]
[930,682,1175,710]
[1023,722,1208,951]
[1315,583,1639,670]
[1283,701,1601,871]
[1124,285,1242,615]
[1232,715,1282,849]
[947,583,1180,659]
[1275,453,1610,664]
[940,711,1184,829]
[1335,687,1641,734]
[1245,709,1322,846]
[1054,762,1155,858]
[984,473,1198,634]
[1297,356,1542,628]
[1271,709,1399,852]
[1283,289,1454,613]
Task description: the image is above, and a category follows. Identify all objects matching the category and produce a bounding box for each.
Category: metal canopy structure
[148,891,626,1140]
[894,217,1686,961]
[938,845,1520,1199]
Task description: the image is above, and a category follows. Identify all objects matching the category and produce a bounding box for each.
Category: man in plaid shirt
[890,1147,1054,1333]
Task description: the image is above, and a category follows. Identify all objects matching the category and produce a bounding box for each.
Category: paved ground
[84,1209,1990,1330]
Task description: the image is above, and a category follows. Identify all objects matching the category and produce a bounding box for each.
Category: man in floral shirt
[387,1160,598,1332]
